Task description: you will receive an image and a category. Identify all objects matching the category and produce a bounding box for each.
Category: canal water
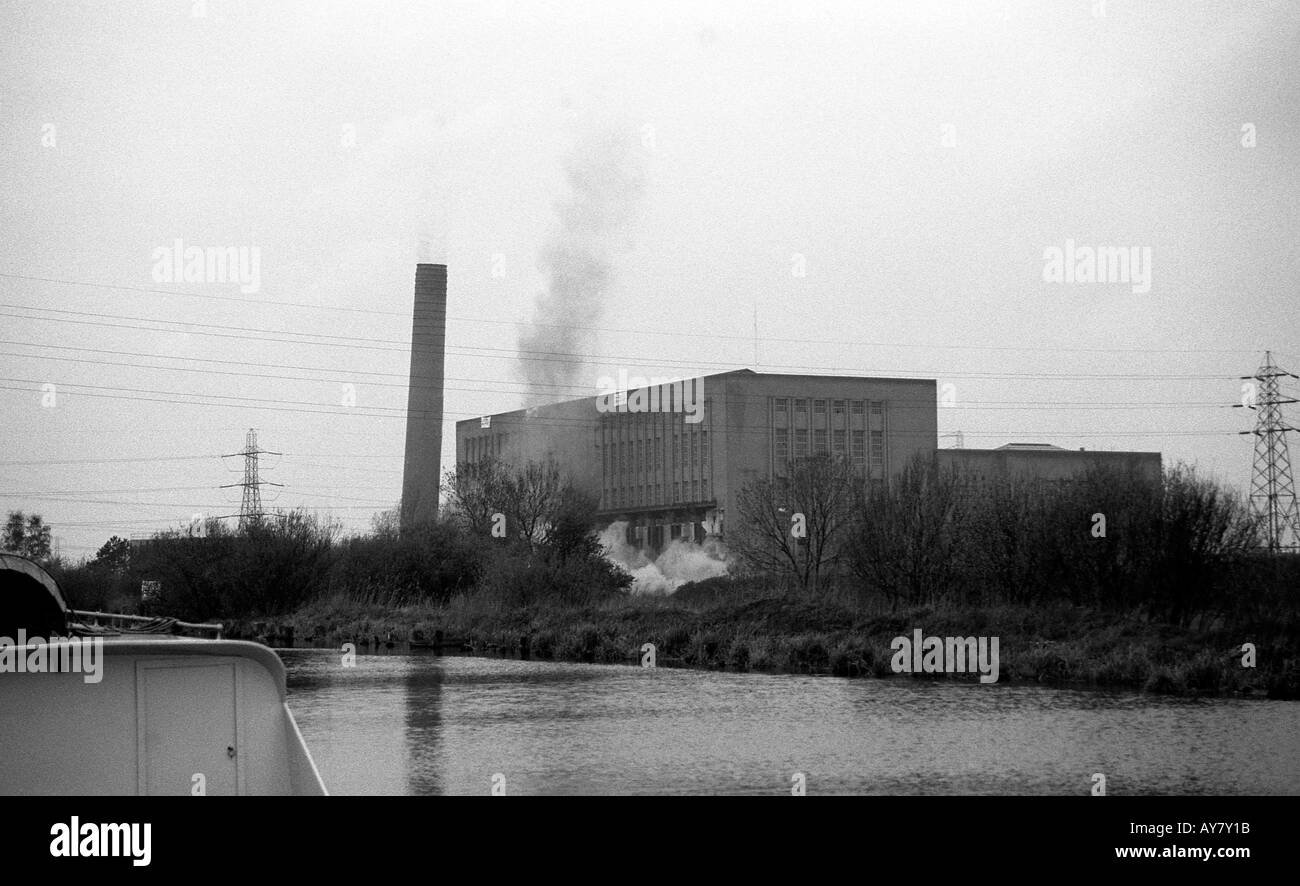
[282,649,1300,796]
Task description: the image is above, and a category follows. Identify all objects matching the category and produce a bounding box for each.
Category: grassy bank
[233,577,1300,699]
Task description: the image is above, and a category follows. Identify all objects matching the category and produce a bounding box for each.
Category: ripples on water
[282,650,1300,796]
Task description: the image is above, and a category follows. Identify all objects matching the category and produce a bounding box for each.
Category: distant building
[937,443,1161,486]
[453,370,1162,550]
[456,369,937,548]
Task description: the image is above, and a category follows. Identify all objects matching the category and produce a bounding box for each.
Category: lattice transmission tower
[221,428,282,531]
[1238,351,1300,552]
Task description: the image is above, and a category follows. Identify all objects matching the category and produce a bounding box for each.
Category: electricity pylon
[221,429,282,531]
[1237,351,1300,552]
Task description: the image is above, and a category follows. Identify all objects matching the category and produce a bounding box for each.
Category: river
[282,649,1300,795]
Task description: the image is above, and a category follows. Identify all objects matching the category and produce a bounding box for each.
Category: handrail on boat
[68,609,224,638]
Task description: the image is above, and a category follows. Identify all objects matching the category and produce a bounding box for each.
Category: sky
[1,0,1298,558]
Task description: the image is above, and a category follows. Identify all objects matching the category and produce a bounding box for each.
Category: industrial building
[398,265,1163,546]
[937,443,1161,486]
[456,370,938,548]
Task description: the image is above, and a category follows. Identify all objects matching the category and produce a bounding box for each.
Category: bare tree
[370,504,401,540]
[504,460,565,550]
[443,457,576,552]
[846,454,967,606]
[731,456,859,592]
[539,484,601,564]
[442,457,511,538]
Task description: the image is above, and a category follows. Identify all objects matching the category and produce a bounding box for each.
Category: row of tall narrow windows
[774,427,883,467]
[464,433,506,464]
[605,479,710,509]
[773,397,882,426]
[604,430,710,478]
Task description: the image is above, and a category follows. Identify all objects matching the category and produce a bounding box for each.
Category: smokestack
[400,263,447,530]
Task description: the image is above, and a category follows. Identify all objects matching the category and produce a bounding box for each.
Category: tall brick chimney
[400,263,447,530]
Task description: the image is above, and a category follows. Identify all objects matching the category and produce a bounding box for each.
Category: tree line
[17,457,631,622]
[730,454,1291,625]
[10,452,1295,627]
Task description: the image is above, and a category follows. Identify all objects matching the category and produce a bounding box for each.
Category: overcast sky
[2,0,1298,557]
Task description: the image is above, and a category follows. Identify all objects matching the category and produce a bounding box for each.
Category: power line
[0,270,1267,357]
[0,351,1245,410]
[0,454,221,466]
[0,303,1257,379]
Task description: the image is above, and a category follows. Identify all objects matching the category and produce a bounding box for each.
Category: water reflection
[403,659,444,796]
[282,651,1300,796]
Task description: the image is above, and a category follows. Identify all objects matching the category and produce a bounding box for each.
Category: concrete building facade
[455,369,938,548]
[452,373,1166,551]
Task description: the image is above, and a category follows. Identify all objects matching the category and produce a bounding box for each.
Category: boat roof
[0,553,69,636]
[7,636,290,699]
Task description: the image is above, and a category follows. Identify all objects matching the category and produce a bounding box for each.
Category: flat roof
[455,368,939,428]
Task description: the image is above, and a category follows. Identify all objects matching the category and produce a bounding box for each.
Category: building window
[851,400,865,416]
[814,429,828,456]
[852,430,866,468]
[795,428,809,457]
[813,399,826,418]
[775,427,789,462]
[795,399,808,424]
[870,430,884,468]
[775,398,789,422]
[833,429,846,456]
[832,400,845,417]
[871,401,883,418]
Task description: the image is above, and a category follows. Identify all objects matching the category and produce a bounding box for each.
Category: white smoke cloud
[517,130,644,402]
[599,520,729,595]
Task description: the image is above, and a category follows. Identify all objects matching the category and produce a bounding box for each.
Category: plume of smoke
[599,521,729,595]
[518,131,643,402]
